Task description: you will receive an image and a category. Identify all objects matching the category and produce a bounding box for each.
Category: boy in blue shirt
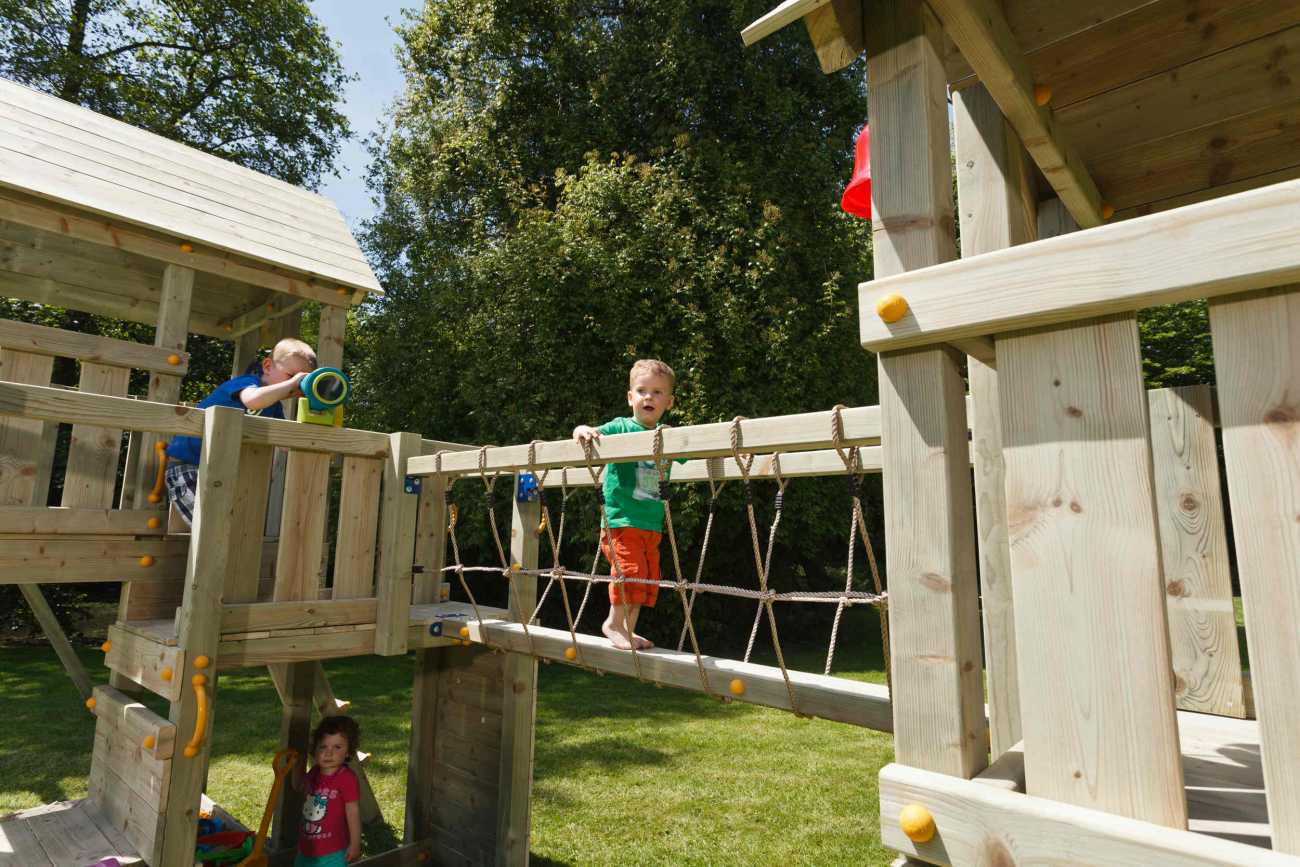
[164,337,315,524]
[572,359,679,650]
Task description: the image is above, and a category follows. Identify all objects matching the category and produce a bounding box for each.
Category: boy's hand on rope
[572,425,601,446]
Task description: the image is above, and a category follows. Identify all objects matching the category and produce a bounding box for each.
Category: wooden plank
[411,405,880,477]
[270,661,314,850]
[1208,285,1300,853]
[1118,164,1300,221]
[803,0,863,74]
[375,433,422,655]
[0,317,188,374]
[741,0,832,45]
[878,763,1294,866]
[159,406,244,866]
[1061,24,1300,162]
[412,474,449,605]
[496,480,541,865]
[1000,315,1186,826]
[223,442,274,603]
[1148,385,1246,718]
[25,797,123,867]
[222,599,377,634]
[925,0,1104,228]
[18,585,93,699]
[334,456,382,599]
[406,648,443,844]
[106,624,185,701]
[0,349,55,506]
[61,362,130,508]
[93,725,170,806]
[857,177,1300,353]
[865,0,984,783]
[953,82,1037,759]
[217,628,386,668]
[78,799,144,865]
[0,506,167,535]
[88,759,165,861]
[317,303,347,368]
[468,618,892,730]
[271,451,331,601]
[0,537,187,583]
[91,684,177,760]
[0,812,55,866]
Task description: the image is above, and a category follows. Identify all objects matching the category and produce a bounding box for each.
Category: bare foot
[633,633,654,649]
[602,622,633,650]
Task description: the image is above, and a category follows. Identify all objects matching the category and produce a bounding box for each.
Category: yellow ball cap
[138,555,155,567]
[194,655,210,669]
[564,646,578,661]
[167,353,181,365]
[101,640,112,653]
[160,667,173,681]
[899,803,935,843]
[728,678,745,696]
[143,735,156,750]
[146,517,161,529]
[1033,83,1052,106]
[458,626,470,639]
[85,697,97,710]
[875,293,908,324]
[1101,203,1116,220]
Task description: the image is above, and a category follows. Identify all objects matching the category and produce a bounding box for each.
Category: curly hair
[310,715,361,759]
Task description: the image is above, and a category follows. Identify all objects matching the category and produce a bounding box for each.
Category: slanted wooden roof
[744,1,1300,227]
[0,77,381,336]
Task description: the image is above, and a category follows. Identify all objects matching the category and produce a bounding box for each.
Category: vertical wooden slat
[1000,314,1186,827]
[0,349,56,505]
[1148,385,1245,718]
[224,442,274,603]
[157,406,243,866]
[867,0,987,782]
[333,456,383,599]
[496,478,540,866]
[953,82,1037,760]
[1208,285,1300,853]
[62,362,130,508]
[375,432,421,656]
[413,472,449,605]
[317,304,346,370]
[272,452,330,602]
[405,647,442,845]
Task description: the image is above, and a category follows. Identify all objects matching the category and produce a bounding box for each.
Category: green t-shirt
[597,417,684,531]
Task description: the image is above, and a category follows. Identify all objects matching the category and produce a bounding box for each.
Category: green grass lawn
[0,621,895,866]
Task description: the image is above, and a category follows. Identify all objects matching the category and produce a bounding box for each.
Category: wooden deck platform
[1181,711,1271,849]
[0,799,141,867]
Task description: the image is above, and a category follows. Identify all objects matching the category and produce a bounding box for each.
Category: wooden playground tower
[1,0,1299,863]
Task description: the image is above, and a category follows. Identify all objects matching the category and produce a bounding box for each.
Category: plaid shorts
[164,462,198,525]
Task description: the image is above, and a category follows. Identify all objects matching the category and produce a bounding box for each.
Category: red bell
[840,124,871,219]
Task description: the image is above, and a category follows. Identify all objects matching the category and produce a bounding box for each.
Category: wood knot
[982,836,1015,867]
[1174,674,1188,696]
[1065,406,1083,418]
[919,572,952,593]
[1263,404,1297,425]
[1180,494,1198,512]
[1069,500,1082,513]
[1051,497,1062,508]
[1073,770,1082,779]
[1166,579,1187,597]
[961,660,975,673]
[1052,378,1061,387]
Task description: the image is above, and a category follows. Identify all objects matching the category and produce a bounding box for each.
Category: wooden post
[496,476,540,866]
[999,314,1187,827]
[953,82,1037,760]
[1147,385,1245,718]
[157,406,243,866]
[866,0,987,781]
[375,432,421,656]
[1208,285,1300,853]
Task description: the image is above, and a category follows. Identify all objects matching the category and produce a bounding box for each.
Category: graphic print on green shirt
[596,417,684,531]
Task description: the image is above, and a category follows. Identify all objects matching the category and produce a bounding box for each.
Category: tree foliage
[355,0,879,649]
[0,0,352,188]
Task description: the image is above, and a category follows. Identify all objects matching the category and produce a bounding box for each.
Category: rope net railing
[427,406,890,717]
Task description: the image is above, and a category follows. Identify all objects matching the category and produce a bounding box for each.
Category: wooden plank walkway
[0,800,142,867]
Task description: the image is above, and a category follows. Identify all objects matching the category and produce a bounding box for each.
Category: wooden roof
[0,77,381,333]
[744,0,1300,226]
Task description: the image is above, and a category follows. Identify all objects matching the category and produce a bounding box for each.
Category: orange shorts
[601,527,661,608]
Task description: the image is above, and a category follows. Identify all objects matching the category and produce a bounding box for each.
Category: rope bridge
[429,406,890,722]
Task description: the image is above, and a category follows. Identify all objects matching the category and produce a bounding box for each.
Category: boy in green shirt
[573,359,679,650]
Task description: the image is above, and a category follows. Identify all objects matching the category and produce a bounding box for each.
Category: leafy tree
[356,0,880,651]
[0,0,352,187]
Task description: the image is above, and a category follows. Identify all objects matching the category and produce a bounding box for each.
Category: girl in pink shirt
[292,716,362,865]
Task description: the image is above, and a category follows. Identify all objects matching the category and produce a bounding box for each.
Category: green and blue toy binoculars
[297,367,351,427]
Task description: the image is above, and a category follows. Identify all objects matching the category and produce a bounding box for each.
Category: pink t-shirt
[298,765,359,857]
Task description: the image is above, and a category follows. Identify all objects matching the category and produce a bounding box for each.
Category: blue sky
[310,1,415,228]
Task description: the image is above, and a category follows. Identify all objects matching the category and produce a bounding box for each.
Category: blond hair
[273,338,317,370]
[629,358,675,388]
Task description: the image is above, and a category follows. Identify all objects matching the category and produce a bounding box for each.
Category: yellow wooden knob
[194,655,210,669]
[875,293,908,324]
[179,242,194,253]
[458,626,470,639]
[510,562,522,573]
[899,803,935,843]
[146,517,161,529]
[729,678,745,696]
[166,353,181,366]
[85,697,97,711]
[1033,84,1052,106]
[223,323,233,332]
[139,555,155,567]
[1101,203,1116,220]
[336,287,349,296]
[101,640,112,653]
[564,646,577,661]
[160,667,173,681]
[143,735,156,750]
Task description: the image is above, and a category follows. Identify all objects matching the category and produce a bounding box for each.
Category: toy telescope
[297,367,351,427]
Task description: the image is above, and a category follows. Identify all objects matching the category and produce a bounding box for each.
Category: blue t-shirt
[165,374,284,464]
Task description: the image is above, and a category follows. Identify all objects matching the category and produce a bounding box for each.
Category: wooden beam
[741,0,833,46]
[62,362,130,509]
[468,618,892,730]
[858,178,1300,353]
[0,538,188,583]
[925,0,1104,228]
[0,349,56,506]
[410,405,880,477]
[105,623,186,702]
[91,684,177,761]
[866,0,986,781]
[219,296,308,338]
[19,585,93,699]
[878,763,1294,866]
[221,599,378,635]
[0,317,188,374]
[803,0,864,74]
[374,433,422,655]
[1209,285,1300,854]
